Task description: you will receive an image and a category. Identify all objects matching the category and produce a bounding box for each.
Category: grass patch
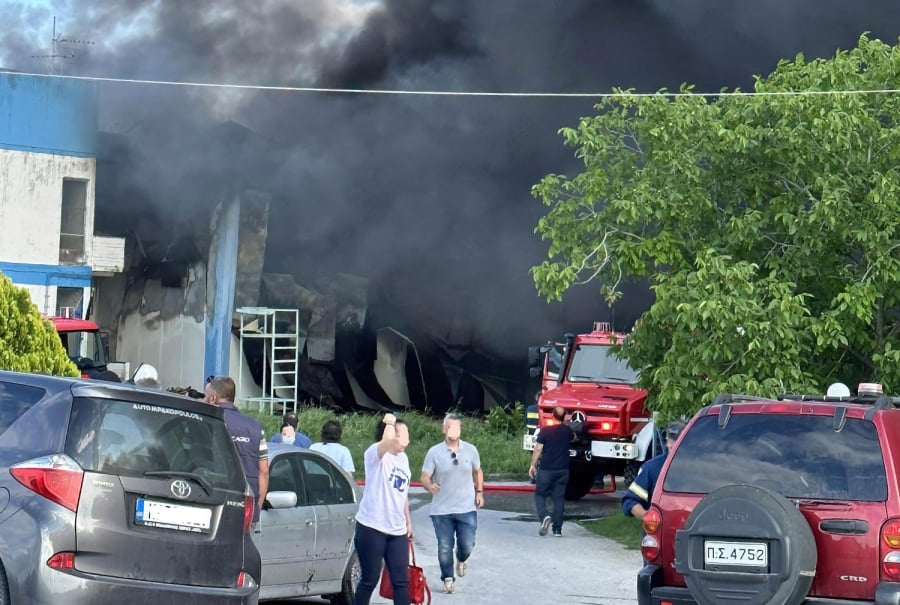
[246,404,529,478]
[580,515,643,550]
[248,404,643,551]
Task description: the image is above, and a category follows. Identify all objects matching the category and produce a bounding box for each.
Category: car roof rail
[710,393,772,406]
[861,394,900,416]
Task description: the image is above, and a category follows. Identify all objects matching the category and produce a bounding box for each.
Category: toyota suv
[0,370,261,604]
[638,383,900,605]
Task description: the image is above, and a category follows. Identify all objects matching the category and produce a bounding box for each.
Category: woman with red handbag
[353,413,414,605]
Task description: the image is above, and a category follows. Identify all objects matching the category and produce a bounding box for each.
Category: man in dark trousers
[205,376,269,532]
[528,405,574,537]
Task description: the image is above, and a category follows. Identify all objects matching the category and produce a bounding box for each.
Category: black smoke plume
[3,0,900,377]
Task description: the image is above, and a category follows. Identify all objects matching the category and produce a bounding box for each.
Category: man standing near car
[622,421,684,520]
[421,413,484,594]
[528,405,574,537]
[205,376,269,528]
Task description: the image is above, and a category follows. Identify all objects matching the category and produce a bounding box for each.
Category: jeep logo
[840,575,867,582]
[717,509,749,523]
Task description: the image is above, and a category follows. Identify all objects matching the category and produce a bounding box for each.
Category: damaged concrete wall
[116,261,207,388]
[233,191,270,312]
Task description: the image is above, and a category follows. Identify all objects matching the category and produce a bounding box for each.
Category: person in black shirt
[528,405,574,537]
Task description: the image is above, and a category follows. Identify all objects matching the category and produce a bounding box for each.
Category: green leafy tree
[0,272,80,377]
[532,34,900,420]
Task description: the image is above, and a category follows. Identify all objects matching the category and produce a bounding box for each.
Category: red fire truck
[49,316,109,378]
[525,322,661,500]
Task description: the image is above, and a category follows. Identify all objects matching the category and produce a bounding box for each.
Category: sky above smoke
[4,0,900,363]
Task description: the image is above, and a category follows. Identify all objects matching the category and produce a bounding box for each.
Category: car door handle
[305,519,314,526]
[347,515,356,524]
[819,519,869,535]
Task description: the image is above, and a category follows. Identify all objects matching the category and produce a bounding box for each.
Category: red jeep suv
[637,384,900,605]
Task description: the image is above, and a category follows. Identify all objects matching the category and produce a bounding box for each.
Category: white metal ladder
[236,307,300,415]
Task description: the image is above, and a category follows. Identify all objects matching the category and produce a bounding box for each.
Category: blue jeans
[430,511,478,581]
[535,468,569,533]
[353,522,409,605]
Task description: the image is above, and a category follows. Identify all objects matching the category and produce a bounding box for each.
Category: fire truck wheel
[622,460,641,487]
[564,464,595,500]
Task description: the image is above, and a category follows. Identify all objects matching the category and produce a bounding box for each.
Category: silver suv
[0,371,260,604]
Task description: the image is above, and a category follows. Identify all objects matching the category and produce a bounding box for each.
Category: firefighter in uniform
[622,421,685,520]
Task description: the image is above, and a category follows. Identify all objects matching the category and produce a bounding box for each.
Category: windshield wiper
[569,375,597,380]
[597,376,632,384]
[144,471,212,495]
[791,499,851,508]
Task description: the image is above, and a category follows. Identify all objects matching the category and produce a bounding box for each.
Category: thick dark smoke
[3,0,900,368]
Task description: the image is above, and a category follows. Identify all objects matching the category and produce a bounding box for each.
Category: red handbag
[379,540,431,605]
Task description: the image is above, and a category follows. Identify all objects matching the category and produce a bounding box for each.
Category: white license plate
[704,540,768,567]
[523,434,537,451]
[135,498,212,533]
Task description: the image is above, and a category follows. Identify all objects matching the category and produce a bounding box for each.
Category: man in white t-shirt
[309,419,355,475]
[353,413,413,605]
[421,413,483,594]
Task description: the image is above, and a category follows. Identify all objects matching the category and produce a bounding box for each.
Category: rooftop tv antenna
[31,16,95,75]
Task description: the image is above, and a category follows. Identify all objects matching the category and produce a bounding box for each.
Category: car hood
[540,382,647,409]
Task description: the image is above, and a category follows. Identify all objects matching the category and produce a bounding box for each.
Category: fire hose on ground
[356,478,619,495]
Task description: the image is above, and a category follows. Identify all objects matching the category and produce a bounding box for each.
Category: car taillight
[11,454,84,512]
[882,519,900,579]
[643,507,661,534]
[47,552,75,570]
[237,571,258,589]
[243,494,254,534]
[641,507,662,562]
[641,533,660,562]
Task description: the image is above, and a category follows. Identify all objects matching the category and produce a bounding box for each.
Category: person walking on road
[310,419,355,475]
[353,413,414,605]
[528,405,574,537]
[622,421,685,520]
[421,413,484,594]
[204,376,269,529]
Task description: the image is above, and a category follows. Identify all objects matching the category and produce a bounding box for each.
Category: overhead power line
[8,71,900,98]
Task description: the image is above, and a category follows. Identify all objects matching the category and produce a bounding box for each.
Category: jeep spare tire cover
[674,484,816,605]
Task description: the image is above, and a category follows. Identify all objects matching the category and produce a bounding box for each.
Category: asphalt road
[276,482,643,605]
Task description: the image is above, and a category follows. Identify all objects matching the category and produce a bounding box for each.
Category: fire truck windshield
[566,344,639,384]
[59,330,107,367]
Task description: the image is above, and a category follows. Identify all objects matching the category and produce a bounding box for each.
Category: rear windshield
[66,397,245,491]
[663,413,887,502]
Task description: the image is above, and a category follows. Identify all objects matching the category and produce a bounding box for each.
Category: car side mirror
[528,346,541,367]
[265,491,298,510]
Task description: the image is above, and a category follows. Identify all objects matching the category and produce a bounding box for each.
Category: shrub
[484,402,526,438]
[0,272,79,376]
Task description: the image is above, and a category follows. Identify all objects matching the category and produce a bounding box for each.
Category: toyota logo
[170,479,192,499]
[570,411,586,424]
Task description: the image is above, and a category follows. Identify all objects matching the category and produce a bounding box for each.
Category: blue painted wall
[204,197,240,381]
[0,261,92,288]
[0,72,97,158]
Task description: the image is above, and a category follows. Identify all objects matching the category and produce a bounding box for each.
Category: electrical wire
[8,70,900,98]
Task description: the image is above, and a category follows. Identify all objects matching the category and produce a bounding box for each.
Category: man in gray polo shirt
[421,413,484,595]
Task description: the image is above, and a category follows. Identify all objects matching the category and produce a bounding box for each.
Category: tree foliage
[532,34,900,420]
[0,272,80,377]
